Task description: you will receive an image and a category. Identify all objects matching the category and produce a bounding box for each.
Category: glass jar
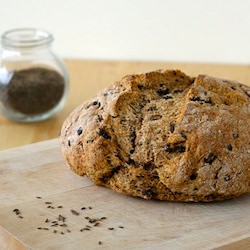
[0,28,69,122]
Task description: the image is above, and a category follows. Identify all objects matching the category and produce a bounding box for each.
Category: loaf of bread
[60,69,250,202]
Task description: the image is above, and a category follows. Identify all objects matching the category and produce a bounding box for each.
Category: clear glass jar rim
[1,28,54,48]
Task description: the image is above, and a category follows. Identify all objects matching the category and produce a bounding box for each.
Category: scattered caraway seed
[60,224,67,227]
[12,208,23,218]
[36,196,42,199]
[89,218,98,223]
[13,208,20,215]
[70,209,79,216]
[58,214,66,222]
[26,201,118,237]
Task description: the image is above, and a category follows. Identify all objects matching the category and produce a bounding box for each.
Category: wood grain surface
[0,139,249,250]
[0,60,250,150]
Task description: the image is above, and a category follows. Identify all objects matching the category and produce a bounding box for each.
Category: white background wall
[1,0,250,64]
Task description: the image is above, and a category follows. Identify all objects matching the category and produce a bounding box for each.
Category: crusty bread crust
[60,69,250,202]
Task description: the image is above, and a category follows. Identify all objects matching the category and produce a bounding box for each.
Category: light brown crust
[60,69,250,202]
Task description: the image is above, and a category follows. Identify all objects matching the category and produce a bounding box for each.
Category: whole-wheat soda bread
[60,69,250,202]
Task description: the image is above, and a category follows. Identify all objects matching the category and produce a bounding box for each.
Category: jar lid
[1,28,54,49]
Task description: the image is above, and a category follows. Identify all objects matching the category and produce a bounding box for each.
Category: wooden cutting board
[0,139,249,250]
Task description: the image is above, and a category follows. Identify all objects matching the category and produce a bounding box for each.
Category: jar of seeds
[0,28,69,122]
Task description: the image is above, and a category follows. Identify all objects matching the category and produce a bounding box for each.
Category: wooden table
[0,60,250,249]
[1,59,250,151]
[0,139,249,250]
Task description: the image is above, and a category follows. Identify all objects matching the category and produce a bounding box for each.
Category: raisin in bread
[60,69,250,202]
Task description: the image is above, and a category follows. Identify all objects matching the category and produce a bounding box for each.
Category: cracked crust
[60,69,250,202]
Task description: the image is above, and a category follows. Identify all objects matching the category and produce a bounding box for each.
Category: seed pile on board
[12,196,126,246]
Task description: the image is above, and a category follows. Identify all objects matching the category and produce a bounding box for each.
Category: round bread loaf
[60,70,250,202]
